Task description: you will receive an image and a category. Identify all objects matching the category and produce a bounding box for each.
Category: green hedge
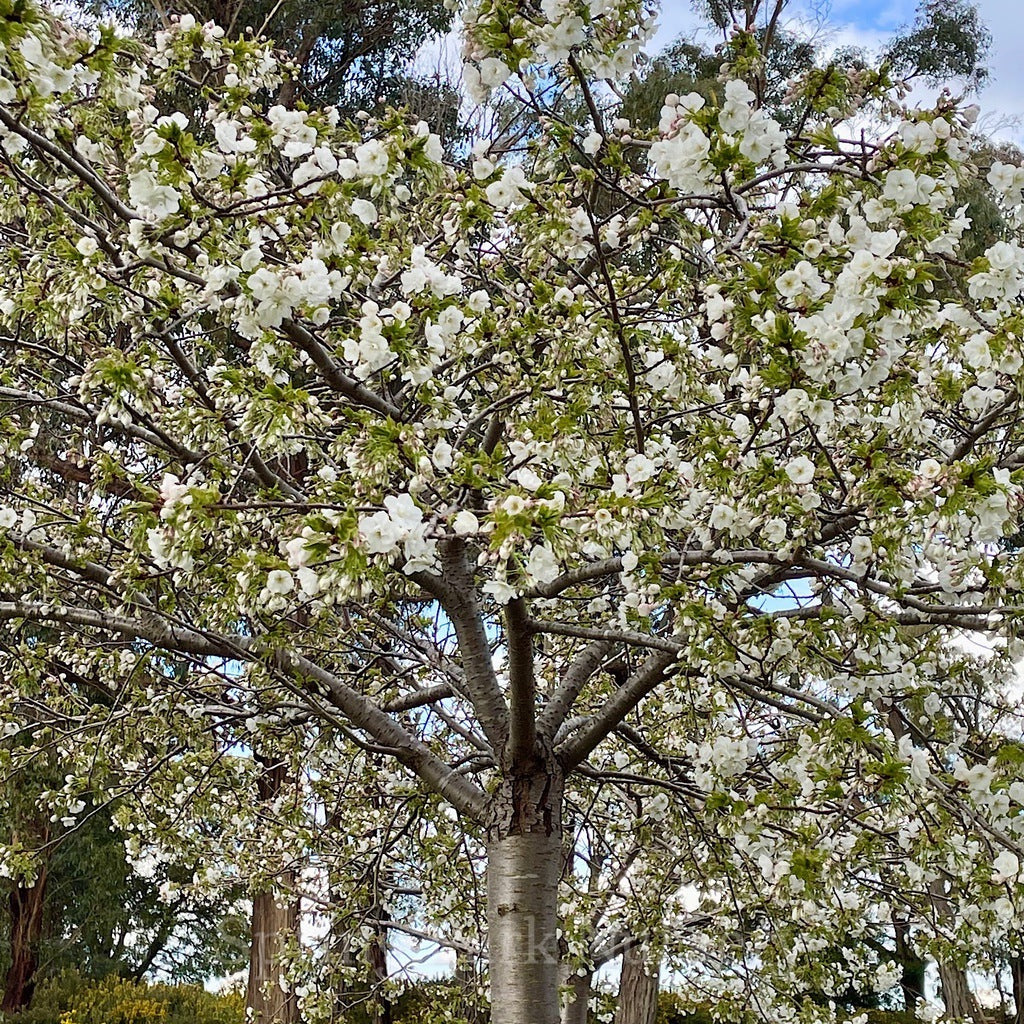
[3,971,243,1024]
[4,973,482,1024]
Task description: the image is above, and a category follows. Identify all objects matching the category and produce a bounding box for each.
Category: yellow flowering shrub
[5,971,243,1024]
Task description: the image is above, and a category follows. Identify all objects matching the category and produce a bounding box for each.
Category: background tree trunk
[486,770,563,1024]
[559,966,592,1024]
[247,888,300,1024]
[246,754,300,1024]
[1,867,48,1012]
[893,918,926,1013]
[930,872,985,1024]
[455,953,486,1024]
[938,962,985,1024]
[1011,954,1024,1024]
[614,943,658,1024]
[366,903,392,1024]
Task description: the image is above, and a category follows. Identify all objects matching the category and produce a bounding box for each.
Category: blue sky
[653,0,1024,141]
[815,0,912,30]
[653,0,915,51]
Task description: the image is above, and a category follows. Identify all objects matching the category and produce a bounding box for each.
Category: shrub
[863,1014,921,1024]
[4,971,243,1024]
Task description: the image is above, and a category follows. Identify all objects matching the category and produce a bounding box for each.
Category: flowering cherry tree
[5,1,1024,1021]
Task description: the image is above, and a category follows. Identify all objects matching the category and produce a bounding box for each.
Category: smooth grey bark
[426,541,509,755]
[614,943,658,1024]
[487,829,562,1024]
[506,598,538,765]
[486,769,564,1024]
[559,650,677,769]
[537,640,613,741]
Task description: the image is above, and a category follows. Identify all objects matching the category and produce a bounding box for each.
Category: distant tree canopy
[94,0,456,117]
[25,805,246,984]
[884,0,992,92]
[622,0,992,135]
[0,746,246,997]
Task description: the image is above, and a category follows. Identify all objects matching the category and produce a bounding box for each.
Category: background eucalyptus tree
[95,0,457,117]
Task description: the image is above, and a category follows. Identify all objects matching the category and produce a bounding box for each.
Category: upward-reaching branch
[558,650,678,771]
[537,639,613,741]
[505,597,537,767]
[417,541,509,757]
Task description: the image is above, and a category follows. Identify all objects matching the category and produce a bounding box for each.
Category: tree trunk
[326,781,393,1023]
[247,754,300,1024]
[486,768,563,1024]
[1011,954,1024,1024]
[614,943,658,1024]
[893,918,925,1013]
[1,867,48,1012]
[247,889,300,1024]
[559,966,592,1024]
[366,904,392,1024]
[327,803,362,1017]
[938,961,985,1024]
[930,873,985,1024]
[455,953,486,1024]
[328,892,394,1022]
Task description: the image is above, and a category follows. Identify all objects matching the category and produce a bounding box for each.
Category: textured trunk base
[615,945,658,1024]
[938,962,985,1024]
[487,830,561,1024]
[247,888,300,1023]
[2,872,47,1012]
[248,755,300,1024]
